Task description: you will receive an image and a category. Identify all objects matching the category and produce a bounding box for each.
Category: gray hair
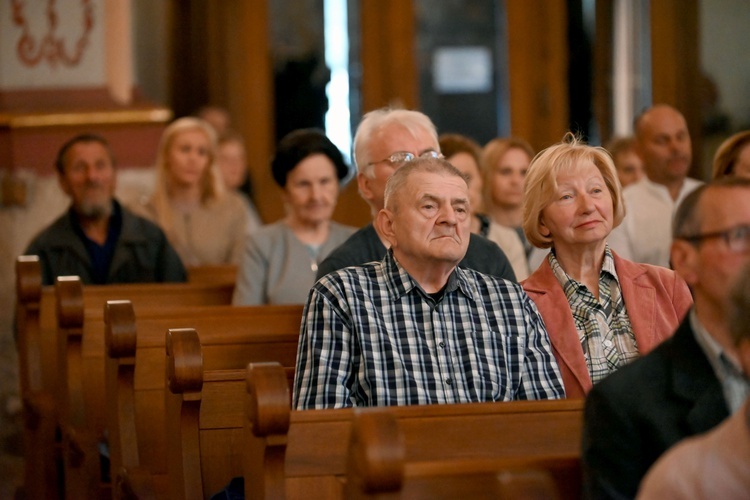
[353,108,438,176]
[383,156,468,212]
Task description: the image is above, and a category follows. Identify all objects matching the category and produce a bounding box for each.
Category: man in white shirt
[608,104,703,267]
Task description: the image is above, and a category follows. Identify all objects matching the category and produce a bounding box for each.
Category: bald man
[608,104,703,268]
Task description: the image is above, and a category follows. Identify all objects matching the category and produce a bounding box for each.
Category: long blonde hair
[150,117,225,238]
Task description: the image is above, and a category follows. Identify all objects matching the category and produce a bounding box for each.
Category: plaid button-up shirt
[549,247,638,384]
[293,250,565,409]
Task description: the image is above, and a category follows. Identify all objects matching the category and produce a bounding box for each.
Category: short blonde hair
[522,133,625,249]
[712,130,750,179]
[480,137,534,209]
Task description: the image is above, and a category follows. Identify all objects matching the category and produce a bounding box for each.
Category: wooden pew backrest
[15,256,59,499]
[244,362,584,500]
[345,409,567,499]
[106,303,302,498]
[53,276,237,500]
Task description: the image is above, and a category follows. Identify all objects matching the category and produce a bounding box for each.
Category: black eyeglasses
[679,224,750,253]
[367,150,443,167]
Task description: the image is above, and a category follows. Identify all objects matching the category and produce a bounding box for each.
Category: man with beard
[582,177,750,498]
[24,133,186,285]
[293,157,564,409]
[608,104,703,268]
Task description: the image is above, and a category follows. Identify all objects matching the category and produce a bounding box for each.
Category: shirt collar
[549,245,620,296]
[382,249,473,301]
[691,309,745,379]
[69,199,121,242]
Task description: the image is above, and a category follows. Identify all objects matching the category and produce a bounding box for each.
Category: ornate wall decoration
[11,0,94,68]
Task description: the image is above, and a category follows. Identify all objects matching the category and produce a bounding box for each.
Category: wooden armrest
[55,276,84,330]
[16,255,42,304]
[105,300,137,359]
[245,362,290,437]
[166,328,203,395]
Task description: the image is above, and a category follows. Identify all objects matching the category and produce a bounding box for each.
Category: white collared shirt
[608,176,703,268]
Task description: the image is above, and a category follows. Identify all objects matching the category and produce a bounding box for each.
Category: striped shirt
[293,250,565,409]
[549,246,638,384]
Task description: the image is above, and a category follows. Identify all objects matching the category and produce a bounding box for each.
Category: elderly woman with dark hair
[521,134,693,398]
[232,128,356,305]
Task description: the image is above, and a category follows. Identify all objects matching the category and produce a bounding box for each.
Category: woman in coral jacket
[521,133,693,398]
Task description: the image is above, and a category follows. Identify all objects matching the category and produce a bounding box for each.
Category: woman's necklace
[306,244,322,273]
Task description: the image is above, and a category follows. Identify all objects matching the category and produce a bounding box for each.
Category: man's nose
[438,205,458,225]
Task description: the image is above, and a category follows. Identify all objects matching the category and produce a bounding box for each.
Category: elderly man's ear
[357,172,377,204]
[376,209,397,248]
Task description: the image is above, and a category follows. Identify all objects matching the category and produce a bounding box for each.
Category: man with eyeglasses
[582,176,750,499]
[316,107,516,281]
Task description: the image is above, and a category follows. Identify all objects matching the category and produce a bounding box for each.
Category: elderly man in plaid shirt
[293,157,564,409]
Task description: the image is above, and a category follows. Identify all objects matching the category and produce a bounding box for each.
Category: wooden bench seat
[244,362,584,500]
[104,301,303,498]
[53,275,236,499]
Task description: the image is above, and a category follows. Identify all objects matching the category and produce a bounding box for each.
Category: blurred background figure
[233,128,355,305]
[216,130,263,233]
[195,105,232,136]
[712,130,750,179]
[129,117,249,266]
[481,137,536,261]
[606,136,645,187]
[439,133,528,280]
[637,261,750,500]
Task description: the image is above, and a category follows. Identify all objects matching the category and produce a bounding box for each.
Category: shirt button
[445,378,452,385]
[603,339,613,347]
[439,342,445,349]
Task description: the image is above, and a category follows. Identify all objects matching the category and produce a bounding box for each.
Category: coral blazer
[522,251,693,398]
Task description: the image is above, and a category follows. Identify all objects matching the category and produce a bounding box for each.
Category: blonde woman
[481,137,536,259]
[521,134,692,397]
[439,133,529,279]
[131,117,249,266]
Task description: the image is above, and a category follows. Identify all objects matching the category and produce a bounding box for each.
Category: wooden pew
[53,276,236,500]
[164,328,254,500]
[345,409,567,499]
[186,263,238,286]
[104,301,303,498]
[14,256,60,499]
[244,362,584,500]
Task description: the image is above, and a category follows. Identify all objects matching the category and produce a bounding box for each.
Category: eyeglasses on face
[367,150,443,167]
[680,224,750,253]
